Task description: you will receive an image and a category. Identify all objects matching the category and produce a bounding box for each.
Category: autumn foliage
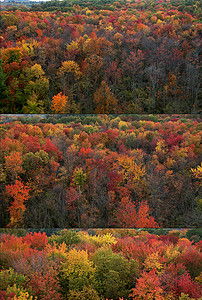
[0,229,201,300]
[5,180,30,228]
[51,93,68,113]
[0,0,201,113]
[0,114,201,228]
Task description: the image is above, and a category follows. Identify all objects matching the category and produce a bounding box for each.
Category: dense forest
[0,115,201,228]
[0,228,202,300]
[1,0,201,113]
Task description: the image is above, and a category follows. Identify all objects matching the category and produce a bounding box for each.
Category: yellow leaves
[164,245,180,262]
[7,25,17,32]
[191,163,202,179]
[105,25,113,31]
[144,252,163,272]
[150,15,157,23]
[66,40,79,52]
[94,81,118,114]
[62,248,95,281]
[165,157,175,168]
[114,31,123,39]
[30,63,45,78]
[168,229,188,237]
[137,23,150,33]
[177,238,192,249]
[155,140,167,154]
[172,147,189,158]
[6,284,36,300]
[23,93,45,114]
[72,167,87,188]
[85,9,92,15]
[118,121,129,130]
[1,47,22,63]
[0,165,6,182]
[83,36,112,56]
[51,92,68,113]
[179,293,195,300]
[46,242,68,260]
[78,232,117,247]
[168,73,177,86]
[195,272,202,284]
[117,155,146,183]
[17,40,38,56]
[58,60,82,78]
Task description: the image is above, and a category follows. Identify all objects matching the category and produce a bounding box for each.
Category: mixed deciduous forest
[0,0,201,114]
[0,228,202,300]
[0,114,201,228]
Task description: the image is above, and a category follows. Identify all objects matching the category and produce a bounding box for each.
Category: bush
[92,248,139,299]
[48,229,81,247]
[0,268,26,290]
[68,286,100,300]
[61,249,96,292]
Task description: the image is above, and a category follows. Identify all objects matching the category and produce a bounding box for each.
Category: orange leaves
[5,180,30,227]
[130,269,164,300]
[135,202,159,228]
[116,197,159,228]
[51,92,68,113]
[5,151,23,175]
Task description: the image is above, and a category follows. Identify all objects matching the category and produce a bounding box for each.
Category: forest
[0,114,201,228]
[1,0,201,114]
[0,228,202,300]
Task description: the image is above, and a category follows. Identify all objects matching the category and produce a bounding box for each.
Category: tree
[92,248,138,299]
[5,180,30,227]
[51,92,68,113]
[116,197,159,228]
[130,269,164,300]
[61,249,96,292]
[93,81,118,113]
[5,152,23,177]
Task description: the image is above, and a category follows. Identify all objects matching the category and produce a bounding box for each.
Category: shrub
[61,249,96,292]
[92,248,139,299]
[23,232,48,250]
[68,286,100,300]
[48,230,81,247]
[0,268,26,290]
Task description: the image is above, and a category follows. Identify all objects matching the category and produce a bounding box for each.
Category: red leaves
[42,138,62,160]
[161,263,202,298]
[130,269,164,300]
[79,147,93,157]
[0,118,201,228]
[23,135,41,153]
[29,269,62,300]
[177,273,202,298]
[116,197,159,228]
[23,232,48,250]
